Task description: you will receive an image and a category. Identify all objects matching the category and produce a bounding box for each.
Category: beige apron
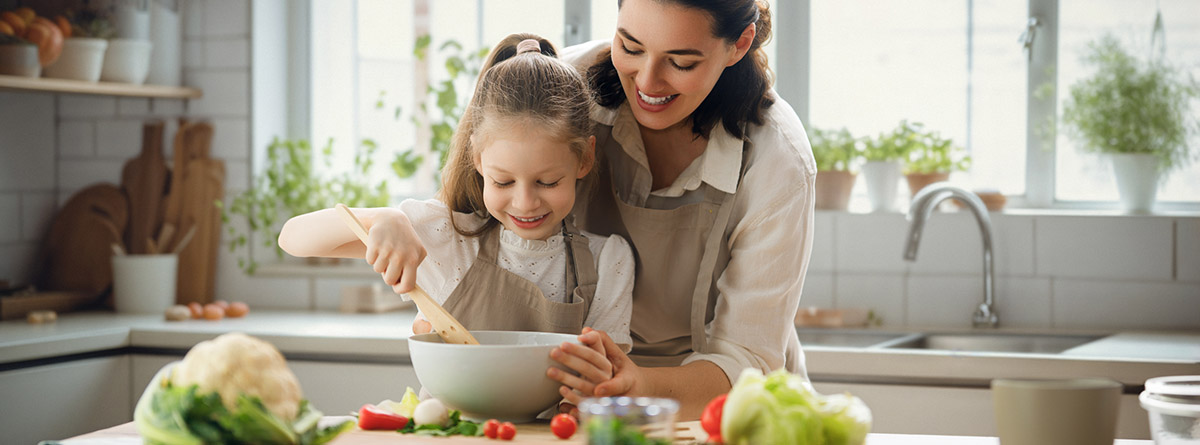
[441,219,597,334]
[579,125,804,375]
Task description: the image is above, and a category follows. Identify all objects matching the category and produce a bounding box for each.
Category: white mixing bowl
[408,330,580,423]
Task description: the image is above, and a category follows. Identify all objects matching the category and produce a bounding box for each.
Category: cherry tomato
[550,413,576,439]
[701,393,727,442]
[202,304,224,320]
[357,403,409,430]
[187,302,204,319]
[226,301,250,318]
[483,419,499,439]
[498,422,516,440]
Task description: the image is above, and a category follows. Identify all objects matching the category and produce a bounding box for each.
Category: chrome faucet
[903,182,999,328]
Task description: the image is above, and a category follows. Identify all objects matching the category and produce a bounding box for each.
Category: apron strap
[477,223,503,262]
[688,144,752,354]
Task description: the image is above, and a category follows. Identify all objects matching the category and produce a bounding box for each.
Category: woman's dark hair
[587,0,774,139]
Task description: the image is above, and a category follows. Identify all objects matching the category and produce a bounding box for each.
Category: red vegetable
[483,419,500,439]
[498,421,516,440]
[701,393,727,443]
[357,404,409,430]
[550,413,576,439]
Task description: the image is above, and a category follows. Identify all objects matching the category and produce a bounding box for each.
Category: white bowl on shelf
[1140,375,1200,444]
[43,38,108,82]
[100,38,152,84]
[0,43,40,77]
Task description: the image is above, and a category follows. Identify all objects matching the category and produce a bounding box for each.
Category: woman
[547,0,816,419]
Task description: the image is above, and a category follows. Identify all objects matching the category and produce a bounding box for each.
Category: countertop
[60,419,1153,444]
[3,309,1198,388]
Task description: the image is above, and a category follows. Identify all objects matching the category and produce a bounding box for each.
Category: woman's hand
[363,212,426,294]
[548,328,643,410]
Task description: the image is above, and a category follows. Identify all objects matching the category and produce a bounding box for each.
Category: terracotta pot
[905,172,950,198]
[815,170,856,210]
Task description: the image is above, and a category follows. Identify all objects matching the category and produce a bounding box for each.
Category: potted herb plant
[904,126,970,198]
[810,127,860,210]
[221,138,390,274]
[862,121,922,212]
[1060,33,1200,213]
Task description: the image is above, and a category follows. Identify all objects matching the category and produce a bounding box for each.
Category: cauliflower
[172,332,303,421]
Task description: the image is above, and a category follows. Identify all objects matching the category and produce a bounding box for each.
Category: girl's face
[612,0,753,131]
[475,129,592,241]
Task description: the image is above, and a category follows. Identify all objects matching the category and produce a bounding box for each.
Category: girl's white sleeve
[584,233,634,352]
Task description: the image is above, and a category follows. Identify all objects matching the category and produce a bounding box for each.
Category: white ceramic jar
[100,38,153,84]
[43,38,108,82]
[1140,375,1200,444]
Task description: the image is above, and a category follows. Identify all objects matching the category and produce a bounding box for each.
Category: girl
[278,34,634,357]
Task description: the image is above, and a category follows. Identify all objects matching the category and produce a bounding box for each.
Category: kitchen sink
[882,333,1104,354]
[796,329,911,348]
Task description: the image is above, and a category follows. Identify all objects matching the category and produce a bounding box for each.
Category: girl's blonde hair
[438,33,594,237]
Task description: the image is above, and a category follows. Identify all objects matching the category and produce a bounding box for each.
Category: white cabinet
[0,356,131,445]
[813,382,1150,439]
[131,354,420,417]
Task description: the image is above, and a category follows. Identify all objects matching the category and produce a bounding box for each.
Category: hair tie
[516,39,541,55]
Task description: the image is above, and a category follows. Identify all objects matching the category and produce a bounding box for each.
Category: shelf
[0,74,202,99]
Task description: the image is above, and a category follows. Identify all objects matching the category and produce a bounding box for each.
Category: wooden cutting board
[31,184,128,300]
[174,157,224,305]
[120,120,169,255]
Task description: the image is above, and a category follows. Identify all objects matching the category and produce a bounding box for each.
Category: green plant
[863,120,923,162]
[810,127,860,172]
[905,129,971,174]
[220,138,389,274]
[391,36,490,183]
[67,7,116,39]
[1060,33,1200,173]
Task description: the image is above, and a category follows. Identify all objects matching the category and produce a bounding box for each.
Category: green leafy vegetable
[722,369,871,445]
[134,369,352,445]
[398,410,482,437]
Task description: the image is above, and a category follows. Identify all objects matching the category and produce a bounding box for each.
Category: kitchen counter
[59,419,1153,444]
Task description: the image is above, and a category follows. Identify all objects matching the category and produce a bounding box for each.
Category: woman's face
[475,128,591,241]
[612,0,752,131]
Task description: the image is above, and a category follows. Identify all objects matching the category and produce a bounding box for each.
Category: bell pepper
[358,403,410,430]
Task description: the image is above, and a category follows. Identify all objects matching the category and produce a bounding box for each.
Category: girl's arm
[279,206,427,293]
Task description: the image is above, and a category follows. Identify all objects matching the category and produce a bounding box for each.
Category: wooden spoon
[335,204,480,345]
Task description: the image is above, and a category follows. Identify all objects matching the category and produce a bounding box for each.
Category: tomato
[550,413,576,439]
[24,19,63,67]
[0,21,13,36]
[53,15,70,38]
[226,301,250,318]
[187,302,204,319]
[203,304,224,320]
[483,419,500,439]
[357,403,409,430]
[1,12,26,38]
[701,393,727,443]
[497,422,516,440]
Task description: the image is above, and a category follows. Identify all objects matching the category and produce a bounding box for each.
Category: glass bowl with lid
[1140,375,1200,443]
[579,397,679,445]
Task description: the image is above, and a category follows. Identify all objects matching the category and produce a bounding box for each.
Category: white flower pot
[1110,153,1160,213]
[101,39,153,84]
[862,160,903,212]
[43,38,108,82]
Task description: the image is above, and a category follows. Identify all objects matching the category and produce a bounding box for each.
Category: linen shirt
[562,41,817,382]
[400,198,634,349]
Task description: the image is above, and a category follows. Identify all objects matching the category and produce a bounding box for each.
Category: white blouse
[400,198,634,349]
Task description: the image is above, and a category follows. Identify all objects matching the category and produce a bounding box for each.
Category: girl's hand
[548,328,641,407]
[363,212,426,294]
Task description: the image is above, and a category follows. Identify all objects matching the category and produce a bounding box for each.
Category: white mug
[992,378,1122,445]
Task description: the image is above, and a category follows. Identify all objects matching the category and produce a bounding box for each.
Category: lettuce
[722,369,871,445]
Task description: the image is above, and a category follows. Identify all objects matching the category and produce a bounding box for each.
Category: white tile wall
[1036,216,1174,280]
[95,120,145,158]
[993,277,1053,328]
[798,272,833,309]
[0,194,19,243]
[906,275,981,328]
[0,92,55,191]
[1178,219,1200,283]
[1053,279,1200,329]
[810,212,835,272]
[205,39,251,68]
[187,71,251,117]
[834,213,909,272]
[57,160,127,192]
[20,192,55,241]
[314,277,384,311]
[202,0,251,37]
[57,95,117,118]
[835,273,906,326]
[117,98,151,116]
[57,122,95,157]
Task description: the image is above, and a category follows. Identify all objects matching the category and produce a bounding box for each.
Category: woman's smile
[636,88,679,110]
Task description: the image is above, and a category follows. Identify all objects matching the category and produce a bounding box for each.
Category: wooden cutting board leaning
[120,120,169,255]
[162,121,224,305]
[31,183,128,301]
